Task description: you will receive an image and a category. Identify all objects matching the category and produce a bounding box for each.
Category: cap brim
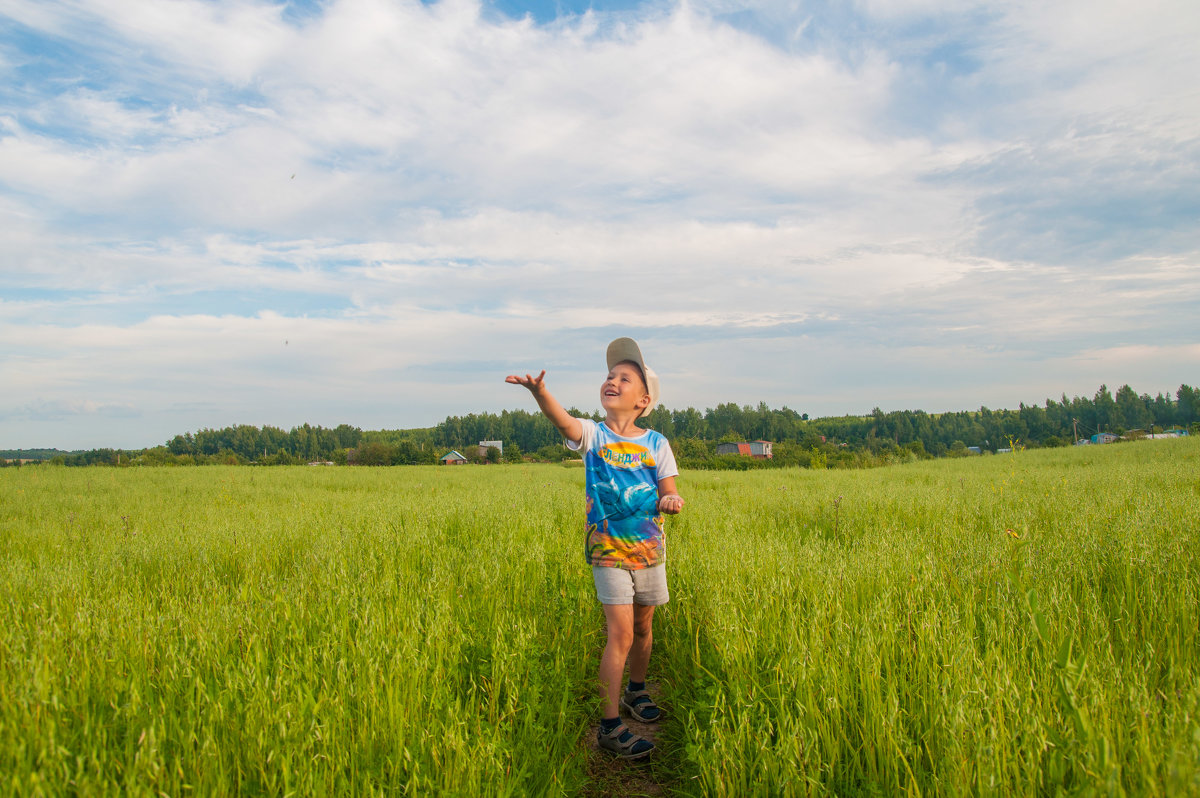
[640,366,660,418]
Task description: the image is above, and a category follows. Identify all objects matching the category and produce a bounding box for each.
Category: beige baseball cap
[606,337,660,418]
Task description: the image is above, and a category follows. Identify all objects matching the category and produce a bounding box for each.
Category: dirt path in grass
[579,680,673,798]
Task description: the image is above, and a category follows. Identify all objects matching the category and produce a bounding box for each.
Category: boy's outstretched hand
[505,370,582,444]
[505,370,547,394]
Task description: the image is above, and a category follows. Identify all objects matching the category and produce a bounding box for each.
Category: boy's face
[601,361,650,415]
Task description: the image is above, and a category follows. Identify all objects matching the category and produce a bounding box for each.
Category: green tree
[706,403,745,440]
[352,442,395,466]
[1176,385,1198,426]
[1094,385,1121,432]
[673,407,708,439]
[1115,384,1152,431]
[673,437,712,462]
[644,405,674,436]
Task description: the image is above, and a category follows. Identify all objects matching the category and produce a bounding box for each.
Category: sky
[1,0,1198,450]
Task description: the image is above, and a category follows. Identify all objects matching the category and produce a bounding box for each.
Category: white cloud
[14,397,140,421]
[1,0,1197,448]
[4,0,929,226]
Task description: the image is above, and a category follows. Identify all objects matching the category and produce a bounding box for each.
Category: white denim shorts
[592,564,670,606]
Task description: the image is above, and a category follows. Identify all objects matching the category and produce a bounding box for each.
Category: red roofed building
[716,441,773,459]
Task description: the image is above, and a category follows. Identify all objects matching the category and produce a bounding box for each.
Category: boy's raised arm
[505,370,583,445]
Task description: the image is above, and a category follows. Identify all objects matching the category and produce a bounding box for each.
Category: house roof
[440,450,467,461]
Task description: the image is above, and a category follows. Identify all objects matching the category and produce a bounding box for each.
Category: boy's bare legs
[628,603,656,683]
[600,603,655,717]
[600,603,633,717]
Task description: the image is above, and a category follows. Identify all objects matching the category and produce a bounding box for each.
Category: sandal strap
[625,689,656,707]
[602,723,641,747]
[598,720,654,758]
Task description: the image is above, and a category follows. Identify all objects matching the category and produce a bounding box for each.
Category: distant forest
[3,383,1196,470]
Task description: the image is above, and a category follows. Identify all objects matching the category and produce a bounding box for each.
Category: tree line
[428,384,1197,459]
[3,383,1195,469]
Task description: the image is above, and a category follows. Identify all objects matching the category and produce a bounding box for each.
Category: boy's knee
[632,619,653,640]
[607,625,634,651]
[604,628,633,652]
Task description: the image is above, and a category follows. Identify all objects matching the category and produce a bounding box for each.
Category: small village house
[715,440,773,459]
[440,450,468,465]
[478,440,503,459]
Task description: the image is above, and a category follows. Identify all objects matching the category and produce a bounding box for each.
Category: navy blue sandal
[621,689,661,723]
[598,722,654,759]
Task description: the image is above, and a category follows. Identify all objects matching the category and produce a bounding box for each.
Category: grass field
[1,439,1197,795]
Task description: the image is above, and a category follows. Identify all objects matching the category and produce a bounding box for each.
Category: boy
[506,337,684,760]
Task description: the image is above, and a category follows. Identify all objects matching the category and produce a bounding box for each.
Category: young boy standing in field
[506,337,683,760]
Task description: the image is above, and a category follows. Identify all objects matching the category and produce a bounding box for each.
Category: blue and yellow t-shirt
[567,419,679,570]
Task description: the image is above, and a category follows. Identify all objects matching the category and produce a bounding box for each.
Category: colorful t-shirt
[567,419,679,570]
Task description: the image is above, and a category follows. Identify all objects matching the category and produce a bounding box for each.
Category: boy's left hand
[658,494,684,514]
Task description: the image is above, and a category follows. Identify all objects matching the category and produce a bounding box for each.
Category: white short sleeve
[655,438,679,481]
[564,417,596,452]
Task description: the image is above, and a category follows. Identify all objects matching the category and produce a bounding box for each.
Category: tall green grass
[658,438,1200,795]
[1,467,597,795]
[2,439,1197,795]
